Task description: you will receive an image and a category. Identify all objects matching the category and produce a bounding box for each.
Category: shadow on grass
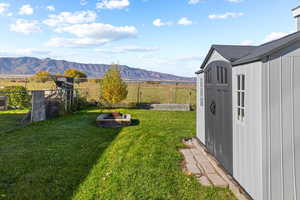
[0,111,28,134]
[0,111,123,200]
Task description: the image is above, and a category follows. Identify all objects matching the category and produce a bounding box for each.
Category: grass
[0,109,28,133]
[0,108,235,200]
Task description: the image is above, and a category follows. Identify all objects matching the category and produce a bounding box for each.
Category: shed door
[205,61,233,174]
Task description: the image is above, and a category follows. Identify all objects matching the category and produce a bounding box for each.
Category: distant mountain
[0,57,195,82]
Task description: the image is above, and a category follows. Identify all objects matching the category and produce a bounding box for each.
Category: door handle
[210,101,216,115]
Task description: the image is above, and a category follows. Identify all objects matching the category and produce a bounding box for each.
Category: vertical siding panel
[196,74,206,144]
[197,75,200,139]
[269,58,282,200]
[267,61,271,200]
[291,57,297,200]
[282,57,294,200]
[261,61,269,200]
[232,62,263,200]
[279,57,284,200]
[256,64,263,199]
[294,57,300,200]
[249,66,254,196]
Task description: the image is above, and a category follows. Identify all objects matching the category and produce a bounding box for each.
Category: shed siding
[196,73,205,143]
[262,42,300,200]
[232,62,263,200]
[197,50,228,144]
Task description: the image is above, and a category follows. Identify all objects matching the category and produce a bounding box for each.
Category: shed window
[217,66,228,85]
[237,74,245,121]
[205,68,212,84]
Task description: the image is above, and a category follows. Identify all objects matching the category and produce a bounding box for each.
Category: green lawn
[0,108,235,200]
[0,109,28,133]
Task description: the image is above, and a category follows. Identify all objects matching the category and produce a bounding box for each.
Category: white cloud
[226,0,242,2]
[177,55,203,61]
[209,12,244,19]
[47,23,137,48]
[96,0,130,10]
[46,5,55,12]
[0,48,51,57]
[10,19,42,34]
[19,4,34,15]
[55,23,137,38]
[240,40,254,45]
[43,10,97,27]
[153,19,172,27]
[80,0,88,6]
[46,37,111,48]
[178,17,193,26]
[188,0,203,5]
[0,3,11,16]
[95,45,159,53]
[264,32,289,43]
[16,49,50,55]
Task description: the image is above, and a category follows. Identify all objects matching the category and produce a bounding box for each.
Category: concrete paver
[180,137,251,200]
[207,173,229,188]
[197,176,211,186]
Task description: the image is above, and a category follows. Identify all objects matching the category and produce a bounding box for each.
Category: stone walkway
[180,137,251,200]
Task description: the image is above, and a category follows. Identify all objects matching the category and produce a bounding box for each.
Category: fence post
[137,83,140,104]
[31,90,46,122]
[189,89,192,106]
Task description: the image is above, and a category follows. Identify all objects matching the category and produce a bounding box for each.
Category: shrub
[64,69,87,83]
[31,71,53,83]
[0,86,30,108]
[99,64,128,105]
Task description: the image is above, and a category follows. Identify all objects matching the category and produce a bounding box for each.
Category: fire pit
[96,112,131,128]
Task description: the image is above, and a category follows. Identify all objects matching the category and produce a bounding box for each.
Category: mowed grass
[0,109,235,200]
[0,109,28,133]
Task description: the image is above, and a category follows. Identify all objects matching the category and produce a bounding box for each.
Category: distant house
[196,6,300,200]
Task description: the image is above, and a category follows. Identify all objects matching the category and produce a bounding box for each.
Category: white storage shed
[196,6,300,200]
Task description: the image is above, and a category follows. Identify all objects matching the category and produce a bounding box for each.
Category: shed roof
[197,30,300,72]
[232,31,300,65]
[199,45,256,70]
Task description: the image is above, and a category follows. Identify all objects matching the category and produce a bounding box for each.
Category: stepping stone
[186,163,202,175]
[197,176,211,186]
[207,173,229,188]
[180,149,196,165]
[191,149,207,162]
[199,161,216,174]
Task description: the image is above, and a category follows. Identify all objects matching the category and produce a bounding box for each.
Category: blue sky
[0,0,298,77]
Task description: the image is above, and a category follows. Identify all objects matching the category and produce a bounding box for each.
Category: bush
[0,86,30,108]
[64,69,87,83]
[31,71,53,83]
[100,64,128,106]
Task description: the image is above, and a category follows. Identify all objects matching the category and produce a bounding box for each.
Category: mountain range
[0,57,195,82]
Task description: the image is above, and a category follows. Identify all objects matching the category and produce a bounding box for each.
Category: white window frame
[237,74,246,122]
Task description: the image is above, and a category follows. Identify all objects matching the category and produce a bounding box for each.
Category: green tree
[31,71,52,83]
[64,69,87,83]
[100,64,128,105]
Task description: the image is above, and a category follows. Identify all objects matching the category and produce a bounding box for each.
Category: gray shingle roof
[197,31,300,73]
[232,31,300,66]
[212,45,257,61]
[199,45,257,70]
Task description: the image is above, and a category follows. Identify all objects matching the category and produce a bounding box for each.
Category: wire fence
[0,77,196,107]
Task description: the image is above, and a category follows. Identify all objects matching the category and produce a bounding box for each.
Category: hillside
[0,57,195,81]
